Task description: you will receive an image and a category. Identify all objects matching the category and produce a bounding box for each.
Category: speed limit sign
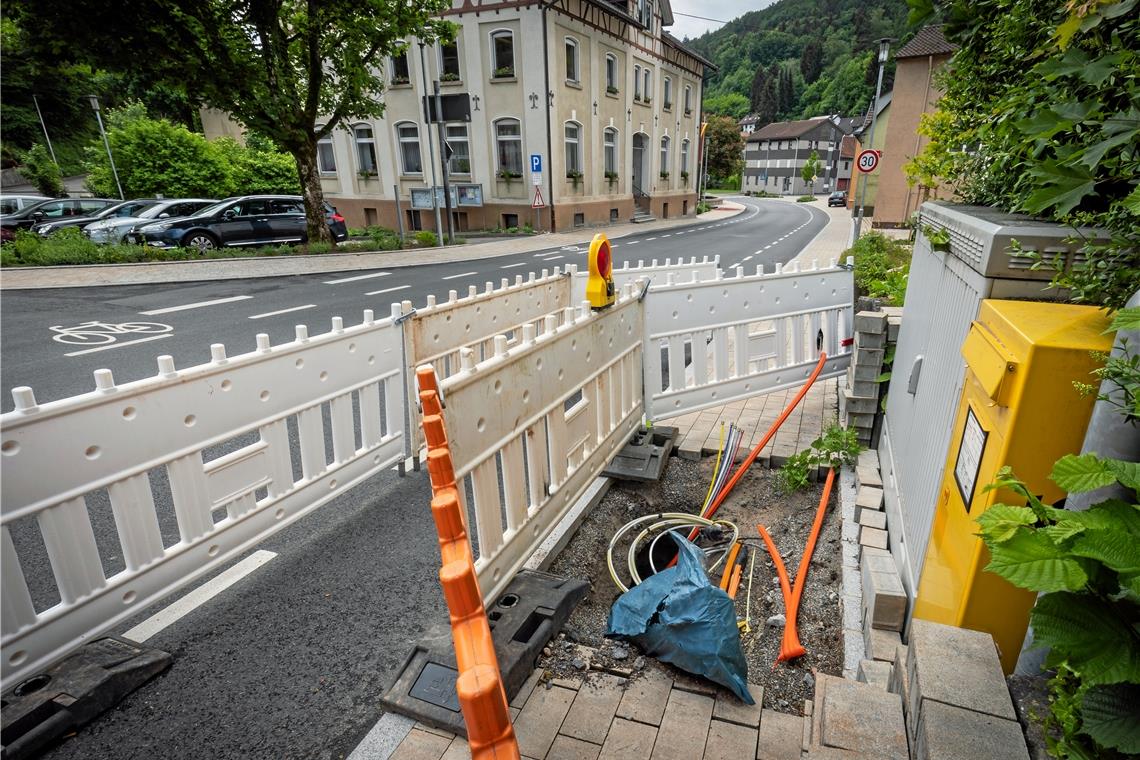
[857,149,880,173]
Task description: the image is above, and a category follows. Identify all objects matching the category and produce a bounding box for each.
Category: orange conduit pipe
[757,466,837,663]
[418,367,520,760]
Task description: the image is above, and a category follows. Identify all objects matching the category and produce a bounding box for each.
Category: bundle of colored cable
[701,423,745,515]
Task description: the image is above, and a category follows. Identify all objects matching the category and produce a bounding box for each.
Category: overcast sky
[668,0,780,41]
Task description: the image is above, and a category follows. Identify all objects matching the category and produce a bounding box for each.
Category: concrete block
[817,674,907,760]
[851,347,886,368]
[757,709,804,760]
[651,688,714,760]
[887,318,901,343]
[865,627,902,663]
[547,735,601,760]
[848,412,876,431]
[850,361,884,381]
[843,627,866,675]
[391,728,452,760]
[704,719,758,759]
[857,509,887,530]
[842,594,862,632]
[671,670,717,697]
[915,700,1030,760]
[712,683,764,728]
[879,306,903,320]
[857,450,880,469]
[511,669,543,709]
[906,621,1017,744]
[861,557,907,632]
[560,673,624,745]
[858,526,888,551]
[855,330,887,349]
[843,390,879,415]
[888,644,909,704]
[853,311,888,334]
[841,517,860,543]
[615,667,672,726]
[598,718,656,759]
[514,685,577,759]
[855,466,883,489]
[857,659,892,690]
[440,736,470,760]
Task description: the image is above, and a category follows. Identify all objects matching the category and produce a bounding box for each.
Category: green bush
[777,424,862,493]
[796,195,815,202]
[696,201,712,214]
[20,144,65,197]
[414,230,438,246]
[845,232,911,306]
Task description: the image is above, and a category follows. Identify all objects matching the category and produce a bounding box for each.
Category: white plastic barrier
[569,255,719,302]
[643,259,854,420]
[0,308,407,683]
[432,283,646,603]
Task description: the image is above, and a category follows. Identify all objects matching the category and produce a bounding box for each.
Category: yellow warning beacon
[587,233,616,309]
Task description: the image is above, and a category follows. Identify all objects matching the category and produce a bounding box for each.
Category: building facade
[740,116,854,196]
[297,0,710,233]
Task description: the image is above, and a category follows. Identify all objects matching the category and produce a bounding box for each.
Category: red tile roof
[896,26,957,59]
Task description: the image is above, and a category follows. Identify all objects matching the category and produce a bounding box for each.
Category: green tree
[20,144,65,197]
[801,39,823,83]
[13,0,451,245]
[704,115,745,188]
[801,150,821,193]
[703,92,751,119]
[750,68,775,122]
[907,0,1140,309]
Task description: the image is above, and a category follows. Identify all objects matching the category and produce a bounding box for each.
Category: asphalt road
[1,197,827,760]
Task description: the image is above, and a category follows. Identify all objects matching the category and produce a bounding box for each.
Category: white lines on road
[541,255,565,260]
[322,271,391,284]
[249,304,318,320]
[741,256,753,263]
[365,285,411,296]
[442,271,478,280]
[139,295,253,316]
[124,550,277,643]
[646,237,657,241]
[627,240,641,244]
[501,262,529,268]
[64,334,173,357]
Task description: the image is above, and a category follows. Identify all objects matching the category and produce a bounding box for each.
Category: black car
[130,195,348,250]
[0,197,119,239]
[31,199,162,236]
[828,191,847,207]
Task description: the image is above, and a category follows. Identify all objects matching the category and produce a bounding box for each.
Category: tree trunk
[294,139,334,246]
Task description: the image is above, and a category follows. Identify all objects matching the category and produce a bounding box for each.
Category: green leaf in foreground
[1051,453,1117,493]
[975,505,1037,543]
[1032,592,1140,686]
[984,530,1088,591]
[1079,683,1140,753]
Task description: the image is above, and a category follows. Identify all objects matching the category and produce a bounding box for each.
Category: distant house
[741,115,854,196]
[872,25,957,227]
[738,114,762,135]
[848,92,892,214]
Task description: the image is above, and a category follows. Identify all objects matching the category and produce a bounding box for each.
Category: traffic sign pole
[853,39,891,244]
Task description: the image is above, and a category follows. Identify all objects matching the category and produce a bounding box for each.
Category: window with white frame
[446,124,470,174]
[491,30,514,77]
[642,68,652,103]
[440,42,461,81]
[664,77,672,109]
[659,135,670,176]
[605,54,618,93]
[317,131,336,174]
[354,125,377,175]
[564,122,582,176]
[603,127,618,175]
[634,64,642,100]
[681,138,690,175]
[390,44,410,84]
[684,84,692,114]
[495,119,522,176]
[396,122,422,174]
[565,37,579,83]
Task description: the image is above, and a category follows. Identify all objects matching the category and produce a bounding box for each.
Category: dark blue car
[129,195,348,250]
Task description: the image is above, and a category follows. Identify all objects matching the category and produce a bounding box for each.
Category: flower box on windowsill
[606,86,619,96]
[358,171,379,182]
[659,171,670,180]
[684,108,693,116]
[390,77,411,87]
[440,73,461,83]
[663,101,672,111]
[492,67,516,81]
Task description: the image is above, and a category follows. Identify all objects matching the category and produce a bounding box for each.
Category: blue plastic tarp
[605,532,753,704]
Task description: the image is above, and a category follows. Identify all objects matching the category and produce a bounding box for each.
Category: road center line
[541,255,565,260]
[442,271,478,280]
[64,334,173,357]
[365,285,411,296]
[248,304,317,320]
[139,295,253,316]
[123,550,277,643]
[500,262,529,268]
[322,271,391,284]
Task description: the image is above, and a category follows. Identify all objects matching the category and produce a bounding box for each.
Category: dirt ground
[541,453,843,714]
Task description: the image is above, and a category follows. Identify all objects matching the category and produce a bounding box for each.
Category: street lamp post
[86,95,124,200]
[853,38,891,242]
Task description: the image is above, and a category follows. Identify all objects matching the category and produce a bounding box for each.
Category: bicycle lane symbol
[50,321,175,356]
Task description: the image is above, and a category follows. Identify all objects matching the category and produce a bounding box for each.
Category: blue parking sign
[530,155,542,173]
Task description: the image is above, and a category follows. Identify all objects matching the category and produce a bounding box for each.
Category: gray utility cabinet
[879,202,1097,598]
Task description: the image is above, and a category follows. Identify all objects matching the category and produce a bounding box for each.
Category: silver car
[85,198,217,243]
[0,194,50,214]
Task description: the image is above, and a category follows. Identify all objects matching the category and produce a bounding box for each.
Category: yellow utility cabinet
[912,300,1113,673]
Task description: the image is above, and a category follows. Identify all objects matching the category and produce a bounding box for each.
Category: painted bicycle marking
[50,321,174,346]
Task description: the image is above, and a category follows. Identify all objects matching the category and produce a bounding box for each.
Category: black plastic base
[1,636,172,760]
[602,425,677,482]
[381,570,588,736]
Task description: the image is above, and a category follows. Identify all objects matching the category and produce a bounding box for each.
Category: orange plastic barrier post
[417,367,520,760]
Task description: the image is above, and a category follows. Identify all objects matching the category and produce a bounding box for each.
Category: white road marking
[628,240,641,244]
[646,237,657,241]
[248,304,317,320]
[365,285,411,296]
[322,271,391,284]
[661,233,672,237]
[139,295,253,316]
[742,256,753,262]
[501,262,529,268]
[442,271,478,280]
[64,334,173,357]
[123,550,277,642]
[541,255,565,260]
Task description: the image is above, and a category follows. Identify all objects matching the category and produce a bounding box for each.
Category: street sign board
[530,155,542,173]
[532,173,542,187]
[856,149,880,173]
[531,187,546,209]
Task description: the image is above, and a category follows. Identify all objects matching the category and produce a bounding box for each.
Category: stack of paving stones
[843,311,889,446]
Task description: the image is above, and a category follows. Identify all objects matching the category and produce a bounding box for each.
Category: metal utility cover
[602,425,678,482]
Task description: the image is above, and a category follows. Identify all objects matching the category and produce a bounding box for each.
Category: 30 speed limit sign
[857,149,881,173]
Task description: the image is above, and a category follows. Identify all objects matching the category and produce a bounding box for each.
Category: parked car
[827,191,847,207]
[0,195,49,214]
[85,198,217,244]
[32,199,163,236]
[0,197,119,240]
[129,195,348,250]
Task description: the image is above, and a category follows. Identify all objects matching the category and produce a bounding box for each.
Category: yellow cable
[701,422,725,512]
